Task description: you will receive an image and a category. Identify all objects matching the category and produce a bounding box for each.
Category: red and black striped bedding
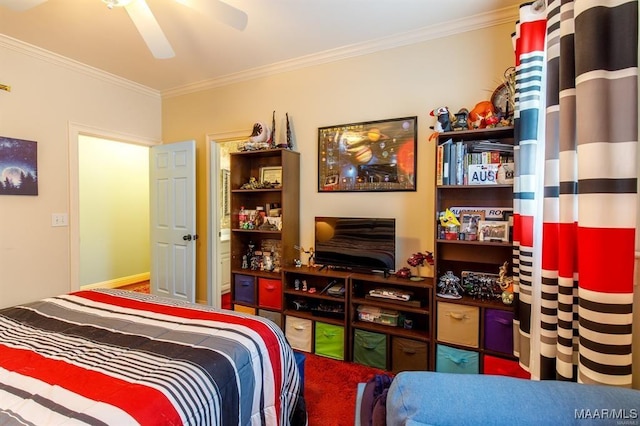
[0,289,306,425]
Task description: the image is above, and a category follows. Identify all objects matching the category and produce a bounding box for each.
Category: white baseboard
[81,272,150,290]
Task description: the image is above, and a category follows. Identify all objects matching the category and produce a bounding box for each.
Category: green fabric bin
[314,322,345,360]
[353,329,387,370]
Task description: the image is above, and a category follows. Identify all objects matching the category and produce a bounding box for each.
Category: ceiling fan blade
[180,0,248,31]
[0,0,47,12]
[124,0,175,59]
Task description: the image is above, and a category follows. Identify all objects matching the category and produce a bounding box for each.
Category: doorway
[208,132,247,309]
[78,135,150,288]
[69,123,159,291]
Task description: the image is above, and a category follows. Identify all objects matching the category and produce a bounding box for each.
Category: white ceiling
[0,0,522,94]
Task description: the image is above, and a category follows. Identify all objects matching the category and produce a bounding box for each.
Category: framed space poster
[0,137,38,195]
[318,116,417,192]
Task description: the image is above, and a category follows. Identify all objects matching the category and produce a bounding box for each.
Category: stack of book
[436,138,514,185]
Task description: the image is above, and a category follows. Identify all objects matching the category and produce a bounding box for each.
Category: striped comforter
[0,289,306,425]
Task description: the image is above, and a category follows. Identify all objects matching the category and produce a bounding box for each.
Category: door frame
[207,130,249,308]
[68,122,160,291]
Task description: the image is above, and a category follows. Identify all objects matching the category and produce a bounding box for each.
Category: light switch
[52,213,68,227]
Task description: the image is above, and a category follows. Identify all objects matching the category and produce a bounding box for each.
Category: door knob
[183,234,199,241]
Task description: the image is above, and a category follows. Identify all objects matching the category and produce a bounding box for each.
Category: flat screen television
[314,217,396,273]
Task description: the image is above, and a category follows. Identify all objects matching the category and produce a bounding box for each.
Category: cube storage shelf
[434,127,528,378]
[230,149,300,326]
[349,272,433,373]
[282,266,351,360]
[281,267,434,373]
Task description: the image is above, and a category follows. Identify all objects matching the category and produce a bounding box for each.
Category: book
[442,139,452,185]
[436,143,443,185]
[455,141,464,185]
[448,141,456,185]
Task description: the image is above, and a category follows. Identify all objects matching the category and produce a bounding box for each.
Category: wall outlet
[52,213,68,227]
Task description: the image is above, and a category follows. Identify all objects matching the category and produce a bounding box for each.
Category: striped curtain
[512,0,638,387]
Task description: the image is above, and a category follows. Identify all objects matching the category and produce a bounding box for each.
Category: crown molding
[162,6,518,98]
[1,5,518,100]
[0,34,160,99]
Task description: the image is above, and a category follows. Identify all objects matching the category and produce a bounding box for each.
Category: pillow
[371,387,388,426]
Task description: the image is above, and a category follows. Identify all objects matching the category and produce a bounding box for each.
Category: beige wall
[0,36,161,308]
[162,23,517,300]
[162,22,640,388]
[78,136,150,286]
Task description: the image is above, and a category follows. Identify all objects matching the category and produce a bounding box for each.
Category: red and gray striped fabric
[513,0,637,387]
[0,289,306,425]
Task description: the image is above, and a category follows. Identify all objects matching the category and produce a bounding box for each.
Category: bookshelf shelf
[434,127,520,376]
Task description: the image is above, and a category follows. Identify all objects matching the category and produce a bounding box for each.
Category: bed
[0,289,306,425]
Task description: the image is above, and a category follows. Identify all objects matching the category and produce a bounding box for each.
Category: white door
[150,140,196,303]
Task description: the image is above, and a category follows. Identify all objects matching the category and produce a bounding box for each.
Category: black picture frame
[318,116,417,192]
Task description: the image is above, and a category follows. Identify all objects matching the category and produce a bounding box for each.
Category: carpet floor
[303,352,390,426]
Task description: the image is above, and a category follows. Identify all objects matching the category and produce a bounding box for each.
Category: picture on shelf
[478,220,510,242]
[260,166,282,184]
[459,210,485,236]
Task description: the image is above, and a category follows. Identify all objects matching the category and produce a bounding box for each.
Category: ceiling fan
[0,0,248,59]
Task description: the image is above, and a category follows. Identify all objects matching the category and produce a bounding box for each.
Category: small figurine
[241,255,248,269]
[263,252,273,271]
[286,112,293,149]
[468,101,496,129]
[268,110,276,148]
[428,106,453,141]
[294,245,316,267]
[452,108,469,131]
[437,271,463,299]
[498,261,514,305]
[294,279,301,290]
[302,280,308,292]
[249,122,270,144]
[430,106,452,132]
[250,256,260,271]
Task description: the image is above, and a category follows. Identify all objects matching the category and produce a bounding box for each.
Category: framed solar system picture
[317,116,417,192]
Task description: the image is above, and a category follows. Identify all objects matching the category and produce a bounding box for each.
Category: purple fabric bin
[484,309,514,355]
[234,274,256,304]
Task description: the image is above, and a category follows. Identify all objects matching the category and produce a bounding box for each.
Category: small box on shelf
[357,305,399,327]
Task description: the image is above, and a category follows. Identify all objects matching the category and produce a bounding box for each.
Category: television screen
[314,217,396,272]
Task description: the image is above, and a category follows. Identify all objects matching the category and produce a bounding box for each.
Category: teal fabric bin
[436,344,479,374]
[353,329,387,370]
[314,322,345,360]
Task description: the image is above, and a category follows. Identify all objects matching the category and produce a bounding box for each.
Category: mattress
[0,289,306,425]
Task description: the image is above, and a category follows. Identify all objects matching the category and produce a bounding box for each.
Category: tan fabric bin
[258,309,282,330]
[285,316,313,352]
[437,301,480,348]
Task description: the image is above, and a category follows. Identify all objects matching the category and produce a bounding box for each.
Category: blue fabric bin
[294,351,306,395]
[436,344,479,374]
